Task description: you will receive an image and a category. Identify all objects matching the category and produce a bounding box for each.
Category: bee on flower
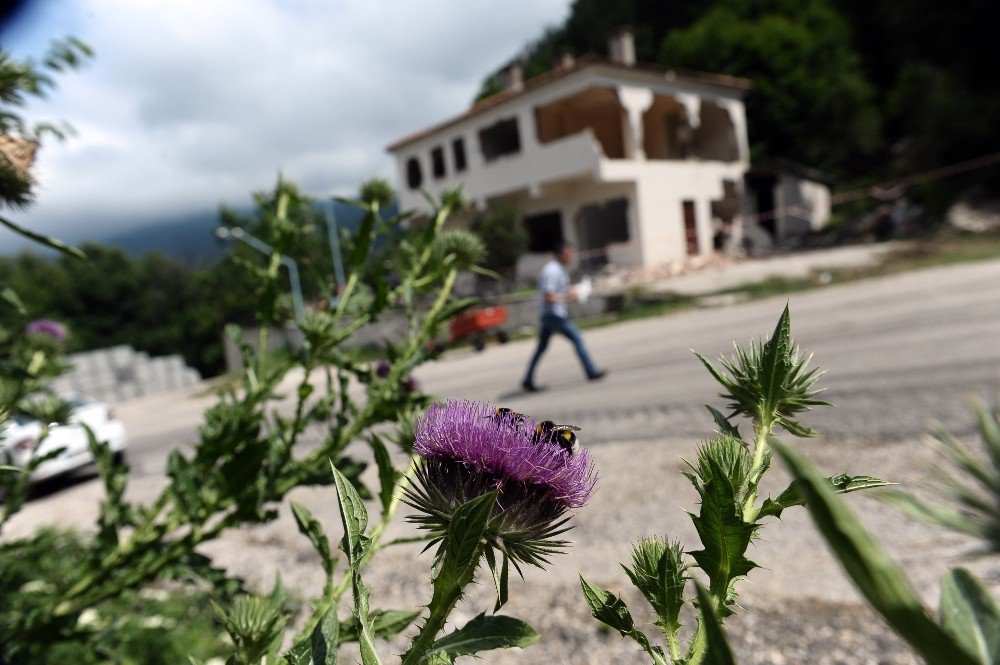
[404,400,596,570]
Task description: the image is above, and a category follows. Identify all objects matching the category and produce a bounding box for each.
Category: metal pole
[217,226,305,323]
[324,199,346,303]
[281,256,305,322]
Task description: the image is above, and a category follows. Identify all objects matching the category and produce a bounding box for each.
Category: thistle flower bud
[405,400,597,569]
[25,318,67,342]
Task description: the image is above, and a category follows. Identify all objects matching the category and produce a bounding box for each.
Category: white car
[0,397,127,482]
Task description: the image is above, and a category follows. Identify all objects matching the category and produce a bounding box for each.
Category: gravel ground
[6,419,997,664]
[183,433,994,664]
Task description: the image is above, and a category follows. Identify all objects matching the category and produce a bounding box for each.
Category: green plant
[774,398,1000,664]
[580,306,894,663]
[0,179,485,661]
[469,202,529,278]
[878,399,1000,551]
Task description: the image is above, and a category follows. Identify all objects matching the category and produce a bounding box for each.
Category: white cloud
[4,0,571,246]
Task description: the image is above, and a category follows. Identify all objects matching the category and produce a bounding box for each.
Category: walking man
[522,241,606,392]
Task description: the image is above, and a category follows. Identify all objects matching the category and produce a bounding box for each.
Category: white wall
[390,65,748,215]
[776,174,832,239]
[601,160,748,264]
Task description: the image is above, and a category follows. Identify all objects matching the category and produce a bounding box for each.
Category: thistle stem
[744,417,775,521]
[401,552,480,665]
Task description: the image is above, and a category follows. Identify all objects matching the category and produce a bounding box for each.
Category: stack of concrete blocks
[50,345,201,404]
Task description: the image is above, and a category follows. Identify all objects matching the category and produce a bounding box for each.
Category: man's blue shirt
[538,259,569,318]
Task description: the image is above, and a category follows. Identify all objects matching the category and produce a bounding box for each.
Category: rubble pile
[592,252,742,291]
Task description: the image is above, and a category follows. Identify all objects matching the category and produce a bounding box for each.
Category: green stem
[400,554,479,665]
[665,628,682,663]
[743,417,775,521]
[685,619,708,665]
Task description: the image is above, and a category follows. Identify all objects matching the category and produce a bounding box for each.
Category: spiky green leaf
[425,613,538,660]
[621,537,687,643]
[940,568,1000,664]
[369,434,397,515]
[774,442,976,665]
[331,461,369,566]
[758,473,894,520]
[484,546,509,612]
[580,575,667,665]
[687,439,757,615]
[435,492,495,592]
[696,305,828,436]
[291,501,337,580]
[0,286,26,314]
[876,491,984,539]
[339,609,423,643]
[0,215,87,261]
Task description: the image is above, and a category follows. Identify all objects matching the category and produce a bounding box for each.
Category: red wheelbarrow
[449,305,510,352]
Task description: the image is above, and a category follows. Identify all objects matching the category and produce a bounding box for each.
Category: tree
[658,0,882,175]
[469,202,528,292]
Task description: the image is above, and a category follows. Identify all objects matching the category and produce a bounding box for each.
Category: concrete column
[695,197,714,255]
[676,93,702,130]
[517,107,539,153]
[720,99,750,163]
[616,86,653,160]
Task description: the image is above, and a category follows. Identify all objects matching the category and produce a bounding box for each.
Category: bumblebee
[533,420,582,454]
[488,407,527,426]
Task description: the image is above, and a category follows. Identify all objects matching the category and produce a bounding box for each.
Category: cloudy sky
[2,0,571,249]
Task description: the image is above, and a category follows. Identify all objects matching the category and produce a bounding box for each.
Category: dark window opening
[452,138,467,172]
[406,157,423,190]
[746,173,777,239]
[478,118,521,162]
[431,146,446,179]
[523,211,563,253]
[575,198,630,270]
[682,200,698,255]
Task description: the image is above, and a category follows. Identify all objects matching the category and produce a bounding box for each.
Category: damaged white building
[387,30,829,272]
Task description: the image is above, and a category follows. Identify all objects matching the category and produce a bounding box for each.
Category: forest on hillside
[476,0,1000,207]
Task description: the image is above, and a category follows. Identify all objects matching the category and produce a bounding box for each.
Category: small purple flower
[25,318,67,342]
[375,359,421,394]
[405,400,597,568]
[400,375,420,394]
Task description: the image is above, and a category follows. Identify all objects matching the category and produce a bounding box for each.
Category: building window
[523,210,564,253]
[406,157,423,190]
[478,118,521,162]
[682,200,698,255]
[431,146,446,179]
[452,138,467,172]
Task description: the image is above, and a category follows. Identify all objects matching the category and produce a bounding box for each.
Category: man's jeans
[523,314,599,384]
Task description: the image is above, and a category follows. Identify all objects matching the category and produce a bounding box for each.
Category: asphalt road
[115,257,1000,470]
[423,257,1000,444]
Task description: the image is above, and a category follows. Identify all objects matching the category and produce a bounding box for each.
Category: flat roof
[386,56,752,152]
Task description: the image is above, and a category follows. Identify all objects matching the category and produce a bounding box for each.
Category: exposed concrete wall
[601,160,748,265]
[50,346,201,403]
[776,174,832,240]
[392,65,748,214]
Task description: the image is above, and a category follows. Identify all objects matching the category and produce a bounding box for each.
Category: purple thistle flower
[25,318,67,342]
[374,359,391,378]
[405,400,597,569]
[414,400,595,507]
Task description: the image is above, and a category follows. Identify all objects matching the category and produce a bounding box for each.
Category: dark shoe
[587,370,608,381]
[522,381,541,393]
